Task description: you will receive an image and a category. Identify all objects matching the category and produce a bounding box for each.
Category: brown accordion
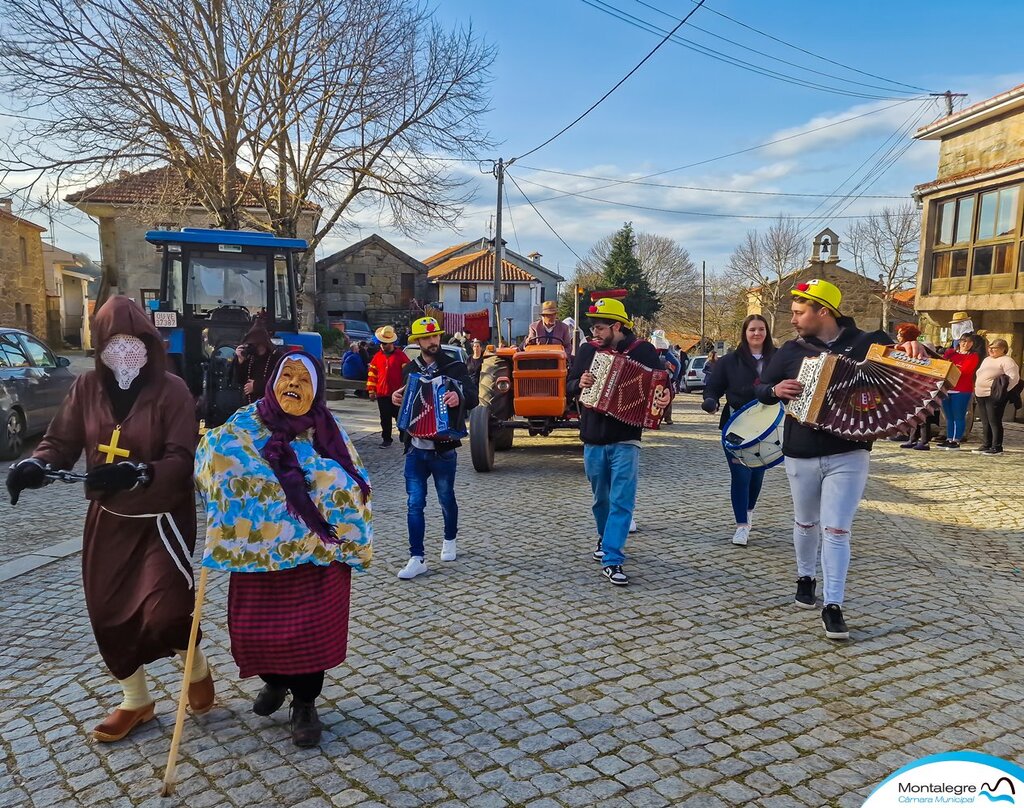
[580,351,670,429]
[785,343,961,440]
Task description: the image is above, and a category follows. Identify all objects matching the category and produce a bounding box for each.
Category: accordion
[785,343,961,440]
[580,351,670,429]
[397,373,468,440]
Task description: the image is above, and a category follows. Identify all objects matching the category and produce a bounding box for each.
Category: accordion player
[397,372,469,440]
[785,344,961,440]
[579,349,671,430]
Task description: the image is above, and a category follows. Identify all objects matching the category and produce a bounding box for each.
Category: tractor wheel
[494,428,514,451]
[469,404,495,472]
[478,355,512,418]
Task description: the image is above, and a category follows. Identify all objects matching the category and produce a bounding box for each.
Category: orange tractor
[469,344,579,471]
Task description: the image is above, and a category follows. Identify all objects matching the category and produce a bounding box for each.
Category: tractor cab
[145,228,322,427]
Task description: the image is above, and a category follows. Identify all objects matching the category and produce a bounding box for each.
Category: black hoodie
[400,347,479,452]
[755,325,892,458]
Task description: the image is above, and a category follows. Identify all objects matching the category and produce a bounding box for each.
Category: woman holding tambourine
[701,315,776,546]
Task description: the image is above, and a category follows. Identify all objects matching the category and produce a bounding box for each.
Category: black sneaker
[380,438,394,448]
[592,538,605,562]
[794,576,817,609]
[972,445,992,454]
[936,439,952,449]
[984,447,1004,455]
[603,565,628,586]
[289,700,322,748]
[253,683,288,716]
[821,604,850,640]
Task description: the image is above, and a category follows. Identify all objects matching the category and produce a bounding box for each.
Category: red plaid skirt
[227,562,352,678]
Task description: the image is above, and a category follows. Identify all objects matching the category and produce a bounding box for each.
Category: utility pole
[700,260,706,351]
[930,90,967,117]
[492,158,505,346]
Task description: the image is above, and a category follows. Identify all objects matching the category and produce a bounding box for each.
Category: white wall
[439,281,538,339]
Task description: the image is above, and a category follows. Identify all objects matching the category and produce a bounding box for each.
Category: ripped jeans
[784,450,870,606]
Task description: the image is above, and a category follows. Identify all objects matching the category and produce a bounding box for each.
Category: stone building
[315,234,430,327]
[41,244,99,349]
[424,239,564,306]
[66,166,320,308]
[912,82,1024,360]
[747,229,916,339]
[0,198,47,341]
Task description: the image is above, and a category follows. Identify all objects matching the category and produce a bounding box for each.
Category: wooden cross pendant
[98,426,131,463]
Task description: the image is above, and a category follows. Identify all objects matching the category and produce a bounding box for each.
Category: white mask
[100,335,148,390]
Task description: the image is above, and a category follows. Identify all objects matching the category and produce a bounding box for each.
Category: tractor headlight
[496,377,511,393]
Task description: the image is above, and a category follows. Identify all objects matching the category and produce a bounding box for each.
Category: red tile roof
[66,166,320,210]
[422,241,475,267]
[913,157,1024,194]
[892,288,916,306]
[428,249,538,283]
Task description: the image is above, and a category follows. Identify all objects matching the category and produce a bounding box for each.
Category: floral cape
[194,404,373,573]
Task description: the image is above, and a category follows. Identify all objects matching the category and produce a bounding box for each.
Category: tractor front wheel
[470,405,496,472]
[494,427,514,451]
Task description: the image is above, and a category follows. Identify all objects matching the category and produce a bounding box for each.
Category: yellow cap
[410,316,444,339]
[791,278,842,315]
[587,297,633,327]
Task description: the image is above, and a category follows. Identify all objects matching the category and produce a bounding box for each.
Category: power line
[503,182,521,255]
[508,173,882,220]
[505,174,585,264]
[514,165,907,199]
[581,0,915,101]
[683,0,932,94]
[513,0,708,162]
[633,0,925,96]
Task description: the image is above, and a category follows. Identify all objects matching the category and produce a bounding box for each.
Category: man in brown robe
[5,295,214,742]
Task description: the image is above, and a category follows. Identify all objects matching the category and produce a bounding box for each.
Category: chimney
[528,251,542,263]
[0,197,11,214]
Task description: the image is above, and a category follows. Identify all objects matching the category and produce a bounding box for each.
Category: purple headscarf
[256,350,371,544]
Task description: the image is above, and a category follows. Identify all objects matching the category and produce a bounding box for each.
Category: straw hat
[374,325,398,344]
[950,311,971,324]
[540,300,558,315]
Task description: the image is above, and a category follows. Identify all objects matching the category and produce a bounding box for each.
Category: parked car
[0,328,75,459]
[681,355,708,393]
[329,318,374,345]
[402,344,468,365]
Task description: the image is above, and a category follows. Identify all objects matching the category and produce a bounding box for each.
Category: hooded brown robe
[32,296,199,680]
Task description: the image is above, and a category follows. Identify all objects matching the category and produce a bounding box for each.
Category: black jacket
[755,326,892,458]
[703,347,775,430]
[400,349,479,452]
[567,336,663,445]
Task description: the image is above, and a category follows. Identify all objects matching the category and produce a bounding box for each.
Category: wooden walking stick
[161,566,209,797]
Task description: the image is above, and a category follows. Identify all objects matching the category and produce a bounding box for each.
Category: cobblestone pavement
[1,396,1023,808]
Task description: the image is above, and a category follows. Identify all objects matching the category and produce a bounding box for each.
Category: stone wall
[0,215,48,342]
[317,240,429,321]
[937,108,1024,180]
[749,262,916,341]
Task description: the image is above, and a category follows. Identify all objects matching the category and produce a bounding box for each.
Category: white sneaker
[397,557,428,579]
[629,518,638,533]
[440,539,457,562]
[732,525,750,546]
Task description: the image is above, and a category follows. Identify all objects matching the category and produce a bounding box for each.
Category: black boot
[253,683,288,716]
[289,700,322,748]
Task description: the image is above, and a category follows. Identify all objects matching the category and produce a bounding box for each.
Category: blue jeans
[941,391,972,441]
[404,447,458,558]
[583,443,639,567]
[724,446,766,524]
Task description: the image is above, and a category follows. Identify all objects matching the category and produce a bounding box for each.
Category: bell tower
[811,228,840,264]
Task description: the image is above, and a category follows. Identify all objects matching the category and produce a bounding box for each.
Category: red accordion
[579,350,670,429]
[785,343,961,440]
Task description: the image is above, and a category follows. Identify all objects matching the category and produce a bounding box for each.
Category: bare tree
[0,0,494,316]
[845,203,920,329]
[563,230,699,334]
[724,217,804,331]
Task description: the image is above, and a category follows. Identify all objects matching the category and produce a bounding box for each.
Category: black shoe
[984,447,1004,455]
[592,537,605,562]
[253,683,288,716]
[603,565,628,586]
[821,604,850,640]
[380,438,393,448]
[794,576,817,609]
[289,700,322,748]
[936,440,952,449]
[972,445,992,454]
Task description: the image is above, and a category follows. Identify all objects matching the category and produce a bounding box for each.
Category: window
[140,289,160,309]
[976,187,1018,240]
[400,273,415,306]
[954,197,974,244]
[273,256,293,321]
[936,200,954,246]
[14,302,22,325]
[17,334,54,368]
[502,283,515,303]
[25,304,33,333]
[353,273,367,286]
[0,336,30,368]
[460,284,477,302]
[929,184,1020,290]
[19,236,27,269]
[332,277,339,285]
[974,243,1014,275]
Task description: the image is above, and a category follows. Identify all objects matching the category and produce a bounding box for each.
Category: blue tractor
[145,228,322,427]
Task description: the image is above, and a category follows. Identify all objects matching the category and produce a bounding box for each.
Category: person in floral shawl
[195,350,372,747]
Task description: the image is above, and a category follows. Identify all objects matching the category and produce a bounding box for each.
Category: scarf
[256,351,371,544]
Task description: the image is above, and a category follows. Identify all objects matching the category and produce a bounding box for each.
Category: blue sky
[9,0,1024,278]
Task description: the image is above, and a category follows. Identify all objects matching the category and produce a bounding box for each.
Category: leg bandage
[175,648,209,682]
[117,667,153,711]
